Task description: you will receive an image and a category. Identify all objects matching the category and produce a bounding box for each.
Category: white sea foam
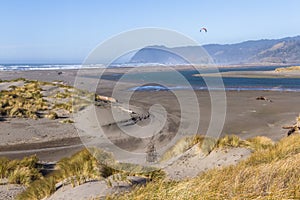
[0,64,106,71]
[0,63,192,71]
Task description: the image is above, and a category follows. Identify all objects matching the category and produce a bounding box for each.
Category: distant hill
[128,46,189,65]
[130,36,300,65]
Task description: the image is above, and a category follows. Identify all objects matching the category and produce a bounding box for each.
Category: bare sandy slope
[46,181,109,200]
[46,176,147,200]
[162,145,251,180]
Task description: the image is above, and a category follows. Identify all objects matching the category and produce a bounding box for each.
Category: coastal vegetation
[17,149,110,200]
[0,155,41,186]
[160,134,274,162]
[0,80,48,119]
[275,65,300,72]
[110,134,300,200]
[0,78,116,121]
[0,133,296,199]
[14,148,164,200]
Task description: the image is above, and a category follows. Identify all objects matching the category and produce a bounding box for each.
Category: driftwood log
[287,127,300,136]
[282,114,300,136]
[95,94,117,103]
[256,96,273,102]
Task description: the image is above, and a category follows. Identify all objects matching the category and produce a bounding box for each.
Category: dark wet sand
[129,90,299,140]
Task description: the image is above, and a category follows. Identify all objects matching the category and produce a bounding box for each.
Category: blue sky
[1,0,300,63]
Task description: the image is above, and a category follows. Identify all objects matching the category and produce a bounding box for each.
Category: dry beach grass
[8,133,298,200]
[111,134,300,200]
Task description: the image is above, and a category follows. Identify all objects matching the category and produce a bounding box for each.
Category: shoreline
[0,62,296,73]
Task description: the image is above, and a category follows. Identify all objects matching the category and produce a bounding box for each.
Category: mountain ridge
[130,35,300,65]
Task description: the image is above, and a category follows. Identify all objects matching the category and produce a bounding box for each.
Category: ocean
[0,63,176,71]
[1,64,300,92]
[102,65,300,92]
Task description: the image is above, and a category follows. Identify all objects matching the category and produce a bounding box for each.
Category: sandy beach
[0,67,300,199]
[0,67,299,162]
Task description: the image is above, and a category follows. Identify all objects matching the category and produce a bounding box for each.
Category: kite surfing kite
[200,27,207,32]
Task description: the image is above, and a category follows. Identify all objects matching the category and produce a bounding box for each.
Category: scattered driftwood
[95,94,117,103]
[256,96,273,102]
[288,127,300,136]
[282,114,300,136]
[282,126,295,129]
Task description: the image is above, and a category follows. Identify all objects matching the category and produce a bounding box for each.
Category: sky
[0,0,300,63]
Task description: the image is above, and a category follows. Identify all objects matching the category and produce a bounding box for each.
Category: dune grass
[0,155,41,186]
[275,65,300,72]
[0,78,113,120]
[17,148,109,199]
[16,148,164,200]
[160,135,244,162]
[160,134,274,163]
[59,119,74,124]
[0,81,48,119]
[0,79,73,119]
[55,149,104,186]
[8,134,300,199]
[160,135,205,162]
[109,134,300,200]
